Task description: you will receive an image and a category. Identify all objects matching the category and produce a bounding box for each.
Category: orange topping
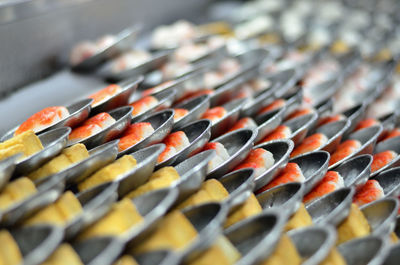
[88,84,122,106]
[15,106,68,135]
[257,163,304,193]
[83,112,113,127]
[129,96,159,116]
[287,108,314,120]
[329,139,361,166]
[173,108,189,121]
[371,150,397,173]
[354,118,379,131]
[383,128,400,141]
[117,122,154,151]
[201,107,227,122]
[317,114,345,126]
[258,99,286,115]
[303,171,342,203]
[260,125,292,143]
[291,133,328,158]
[69,124,101,140]
[353,180,384,207]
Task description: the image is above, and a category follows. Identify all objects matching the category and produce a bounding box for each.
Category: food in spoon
[353,179,384,207]
[173,108,189,122]
[129,96,159,117]
[370,150,398,173]
[290,133,328,158]
[158,131,190,163]
[224,194,262,228]
[303,171,344,204]
[118,122,155,152]
[88,84,122,107]
[227,117,257,133]
[260,125,292,143]
[329,139,362,166]
[0,130,43,161]
[69,112,116,143]
[0,230,23,265]
[337,203,370,244]
[233,148,275,177]
[0,177,37,210]
[201,107,227,125]
[203,142,230,172]
[258,163,305,192]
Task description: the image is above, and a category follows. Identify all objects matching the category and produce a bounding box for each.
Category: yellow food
[320,248,347,265]
[134,210,197,253]
[284,203,313,232]
[224,194,262,228]
[190,236,241,265]
[176,179,229,210]
[125,166,180,199]
[0,230,23,265]
[78,198,142,240]
[25,191,82,226]
[78,155,137,191]
[29,144,89,181]
[260,234,301,265]
[0,130,43,161]
[391,232,399,243]
[0,177,37,210]
[113,256,139,265]
[337,203,370,244]
[41,244,83,265]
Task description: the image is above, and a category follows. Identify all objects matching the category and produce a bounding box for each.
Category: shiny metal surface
[1,174,65,226]
[286,112,319,145]
[90,75,142,114]
[135,250,178,265]
[315,119,351,154]
[333,154,372,191]
[290,151,330,194]
[65,182,118,239]
[329,125,382,169]
[174,150,216,203]
[156,119,211,168]
[11,225,64,265]
[131,89,177,122]
[240,82,280,118]
[288,226,337,265]
[207,128,256,179]
[118,109,174,156]
[210,98,247,138]
[306,187,355,226]
[15,127,70,176]
[70,106,132,149]
[71,25,141,72]
[371,136,400,177]
[373,167,400,197]
[342,103,367,135]
[173,94,210,130]
[74,236,125,265]
[255,107,286,143]
[64,140,119,185]
[219,168,255,211]
[118,143,165,197]
[253,139,294,190]
[360,198,398,237]
[268,68,299,98]
[126,187,178,244]
[382,243,400,265]
[256,182,304,219]
[1,98,92,141]
[338,236,388,265]
[224,211,285,265]
[0,154,19,190]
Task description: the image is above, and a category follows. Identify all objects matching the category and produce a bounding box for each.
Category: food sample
[158,131,190,163]
[260,125,292,143]
[317,114,346,126]
[78,198,143,240]
[290,133,329,158]
[176,179,229,210]
[133,210,197,253]
[286,107,314,120]
[353,180,384,207]
[24,191,82,226]
[118,122,155,152]
[15,106,69,136]
[174,43,209,62]
[203,142,230,173]
[227,117,257,133]
[69,35,116,65]
[78,155,137,191]
[41,244,84,265]
[233,148,275,177]
[0,130,43,161]
[0,177,37,210]
[178,90,214,103]
[303,171,344,204]
[28,144,89,181]
[173,108,189,122]
[113,255,139,265]
[354,118,380,131]
[260,234,301,265]
[141,81,175,97]
[161,61,194,80]
[383,128,400,140]
[258,99,286,115]
[111,50,152,73]
[201,107,227,125]
[329,139,362,166]
[151,20,196,49]
[189,236,241,265]
[88,84,122,107]
[224,194,262,228]
[320,248,347,265]
[69,112,116,143]
[129,96,159,117]
[258,163,305,192]
[0,230,23,265]
[284,203,313,231]
[125,167,180,199]
[337,203,370,244]
[371,150,398,173]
